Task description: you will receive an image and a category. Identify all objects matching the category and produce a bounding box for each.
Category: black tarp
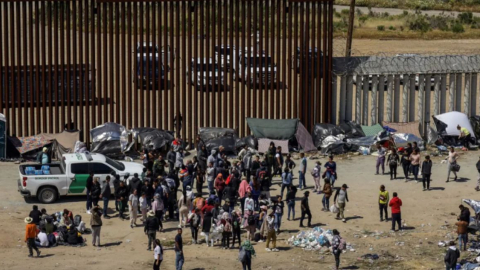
[312,121,365,148]
[132,128,175,152]
[470,116,480,140]
[91,141,125,159]
[90,123,129,159]
[235,135,258,150]
[321,141,359,155]
[199,127,238,153]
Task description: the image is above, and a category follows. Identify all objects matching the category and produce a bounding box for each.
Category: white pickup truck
[18,153,144,203]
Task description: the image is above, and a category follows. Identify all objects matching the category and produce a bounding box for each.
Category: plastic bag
[330,204,339,214]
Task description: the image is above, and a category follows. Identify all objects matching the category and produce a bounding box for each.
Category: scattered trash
[438,241,446,247]
[395,242,405,246]
[360,253,380,260]
[126,239,131,243]
[287,226,353,252]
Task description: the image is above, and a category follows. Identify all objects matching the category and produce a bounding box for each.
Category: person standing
[476,157,480,191]
[324,156,337,187]
[322,179,333,212]
[100,176,111,219]
[389,192,403,231]
[240,240,256,270]
[129,189,139,228]
[238,178,252,216]
[145,210,160,251]
[214,173,226,203]
[286,186,297,221]
[280,168,292,198]
[178,190,191,228]
[444,241,460,270]
[400,151,411,180]
[140,193,149,223]
[86,172,94,214]
[197,143,208,172]
[24,217,40,257]
[231,210,242,248]
[265,211,278,252]
[409,149,421,182]
[36,147,51,165]
[446,147,459,183]
[175,228,184,270]
[153,239,163,270]
[456,218,468,251]
[189,208,201,244]
[300,191,312,227]
[29,205,42,226]
[312,161,321,193]
[334,184,349,222]
[117,181,128,220]
[387,148,400,180]
[111,172,121,211]
[175,149,184,175]
[298,153,307,190]
[167,147,176,174]
[90,204,103,247]
[284,154,296,176]
[421,155,433,191]
[206,162,216,194]
[379,185,389,222]
[266,142,276,176]
[153,155,167,178]
[331,229,342,270]
[91,177,102,208]
[375,143,386,175]
[457,124,472,150]
[274,195,284,233]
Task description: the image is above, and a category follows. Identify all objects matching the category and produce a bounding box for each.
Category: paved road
[334,4,480,17]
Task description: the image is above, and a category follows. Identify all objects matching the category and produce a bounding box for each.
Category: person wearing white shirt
[153,239,163,270]
[36,229,49,247]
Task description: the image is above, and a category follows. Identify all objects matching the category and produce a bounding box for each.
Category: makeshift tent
[433,111,476,146]
[198,127,238,153]
[312,121,365,149]
[8,135,52,155]
[382,121,421,138]
[392,133,424,150]
[40,131,80,158]
[470,116,480,139]
[295,122,317,152]
[246,118,298,140]
[131,128,174,152]
[0,113,5,158]
[258,139,289,154]
[360,124,384,137]
[247,118,316,152]
[90,122,129,158]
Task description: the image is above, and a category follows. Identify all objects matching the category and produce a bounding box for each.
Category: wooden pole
[345,0,355,57]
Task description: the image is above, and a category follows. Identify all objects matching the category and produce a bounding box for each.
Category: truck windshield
[105,156,125,171]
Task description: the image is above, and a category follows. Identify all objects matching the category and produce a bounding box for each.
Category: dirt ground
[1,149,480,270]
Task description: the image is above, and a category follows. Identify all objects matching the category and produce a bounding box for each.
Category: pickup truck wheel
[37,187,57,204]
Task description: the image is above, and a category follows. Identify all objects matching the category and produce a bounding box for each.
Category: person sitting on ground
[35,228,49,247]
[44,216,55,234]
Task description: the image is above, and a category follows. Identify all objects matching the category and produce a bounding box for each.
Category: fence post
[418,74,424,133]
[464,73,471,116]
[456,73,462,111]
[371,75,378,125]
[378,75,385,124]
[386,75,393,122]
[355,74,361,124]
[346,75,354,122]
[433,74,440,116]
[449,73,455,112]
[362,75,369,125]
[402,74,409,122]
[472,73,477,116]
[339,75,347,123]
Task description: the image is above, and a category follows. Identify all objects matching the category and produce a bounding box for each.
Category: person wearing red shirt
[215,174,226,203]
[389,192,403,231]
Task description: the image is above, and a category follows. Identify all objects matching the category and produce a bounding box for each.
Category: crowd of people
[23,131,477,270]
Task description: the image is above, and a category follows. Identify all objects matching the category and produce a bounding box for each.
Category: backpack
[238,247,247,263]
[73,215,82,227]
[258,170,267,181]
[338,237,347,251]
[247,215,256,226]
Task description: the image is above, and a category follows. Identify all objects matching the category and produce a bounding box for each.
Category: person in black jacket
[29,205,42,226]
[444,241,460,270]
[400,151,411,180]
[299,191,311,227]
[421,156,433,191]
[129,173,143,195]
[167,148,176,174]
[111,172,121,211]
[91,178,102,208]
[86,172,94,214]
[476,157,480,191]
[286,186,297,221]
[197,144,208,172]
[117,181,129,220]
[144,210,160,251]
[100,176,112,219]
[141,180,155,208]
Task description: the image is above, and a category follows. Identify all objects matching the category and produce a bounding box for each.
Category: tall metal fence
[331,54,480,136]
[0,0,334,146]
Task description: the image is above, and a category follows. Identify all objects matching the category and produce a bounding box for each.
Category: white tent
[433,111,475,138]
